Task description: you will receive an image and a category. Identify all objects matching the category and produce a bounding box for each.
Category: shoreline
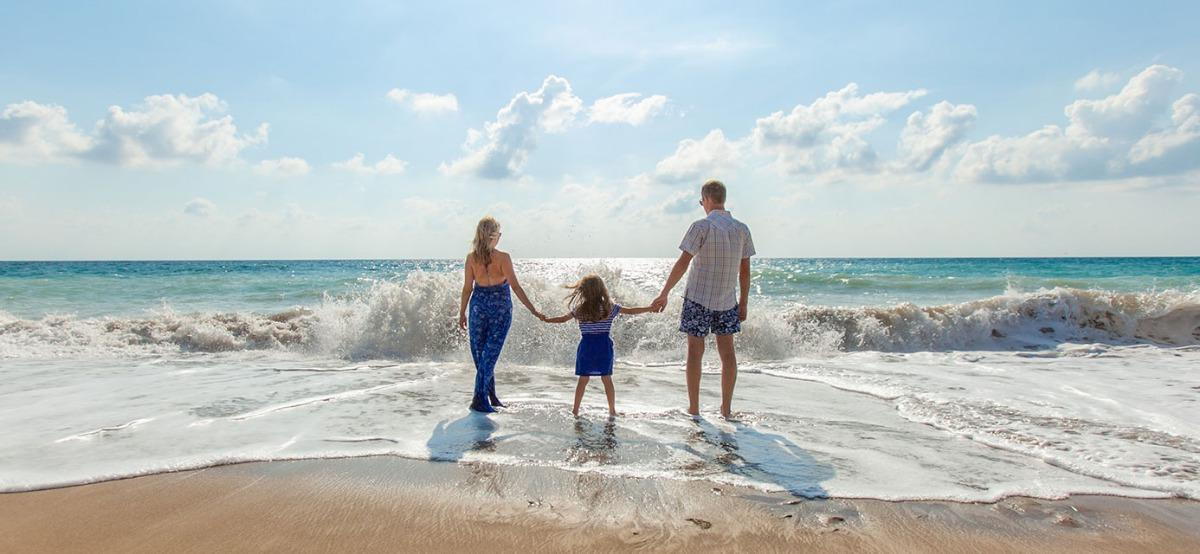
[3,456,1198,553]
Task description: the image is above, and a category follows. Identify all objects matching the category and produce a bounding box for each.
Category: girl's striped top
[575,304,622,335]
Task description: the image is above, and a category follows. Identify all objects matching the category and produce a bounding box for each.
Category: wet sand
[2,457,1198,553]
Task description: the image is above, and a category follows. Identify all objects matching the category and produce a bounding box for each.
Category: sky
[2,0,1199,260]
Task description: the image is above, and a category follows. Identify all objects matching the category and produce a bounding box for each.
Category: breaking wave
[2,270,1197,360]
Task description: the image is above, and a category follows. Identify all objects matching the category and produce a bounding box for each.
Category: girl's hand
[458,312,467,330]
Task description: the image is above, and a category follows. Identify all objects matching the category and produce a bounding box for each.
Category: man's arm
[651,251,693,311]
[738,257,751,322]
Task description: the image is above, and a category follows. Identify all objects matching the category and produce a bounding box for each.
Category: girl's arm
[542,313,574,324]
[458,255,474,329]
[499,252,543,319]
[618,305,656,315]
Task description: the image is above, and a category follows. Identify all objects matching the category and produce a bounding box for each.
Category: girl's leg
[600,375,616,416]
[573,377,589,416]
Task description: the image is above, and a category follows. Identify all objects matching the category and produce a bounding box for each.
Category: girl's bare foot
[572,407,580,417]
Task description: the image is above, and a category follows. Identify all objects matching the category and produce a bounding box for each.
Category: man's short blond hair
[701,179,726,204]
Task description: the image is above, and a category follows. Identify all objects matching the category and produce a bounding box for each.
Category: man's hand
[738,303,747,322]
[650,294,668,312]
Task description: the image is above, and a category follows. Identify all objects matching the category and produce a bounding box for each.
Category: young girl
[540,275,654,417]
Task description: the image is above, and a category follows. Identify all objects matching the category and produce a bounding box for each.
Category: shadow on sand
[426,412,500,462]
[683,417,835,498]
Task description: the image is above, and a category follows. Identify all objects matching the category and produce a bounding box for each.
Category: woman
[458,216,543,412]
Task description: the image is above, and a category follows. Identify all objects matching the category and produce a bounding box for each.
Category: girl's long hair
[565,274,613,322]
[471,216,500,268]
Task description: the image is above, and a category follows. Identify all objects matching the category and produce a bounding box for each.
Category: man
[651,179,755,418]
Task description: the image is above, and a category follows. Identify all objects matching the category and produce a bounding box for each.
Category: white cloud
[1075,69,1122,93]
[386,88,459,114]
[1127,93,1200,172]
[897,101,977,171]
[253,156,311,177]
[88,93,268,167]
[954,64,1197,183]
[183,197,215,217]
[588,93,669,126]
[660,189,698,214]
[2,94,266,168]
[441,75,583,179]
[750,83,928,174]
[332,153,408,176]
[654,129,742,182]
[1064,65,1182,139]
[0,101,93,163]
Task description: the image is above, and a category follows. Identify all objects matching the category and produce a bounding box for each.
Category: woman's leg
[484,308,512,407]
[573,376,589,416]
[600,375,616,416]
[468,301,495,412]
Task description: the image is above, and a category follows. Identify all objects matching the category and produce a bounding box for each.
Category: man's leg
[714,333,738,418]
[686,335,705,416]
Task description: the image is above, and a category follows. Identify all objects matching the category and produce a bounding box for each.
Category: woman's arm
[458,255,474,330]
[499,252,543,319]
[618,305,656,315]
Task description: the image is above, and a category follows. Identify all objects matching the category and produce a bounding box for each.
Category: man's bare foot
[686,407,701,418]
[720,409,736,420]
[608,410,618,418]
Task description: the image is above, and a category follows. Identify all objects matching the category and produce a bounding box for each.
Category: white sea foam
[1,273,1197,360]
[1,267,1198,501]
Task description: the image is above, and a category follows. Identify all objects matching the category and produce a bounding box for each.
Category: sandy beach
[2,456,1197,553]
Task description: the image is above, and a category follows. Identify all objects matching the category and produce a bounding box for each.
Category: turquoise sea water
[2,257,1197,319]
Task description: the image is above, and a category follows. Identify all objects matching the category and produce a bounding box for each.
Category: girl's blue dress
[575,304,621,376]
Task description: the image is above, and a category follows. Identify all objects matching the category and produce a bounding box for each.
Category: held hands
[650,294,669,313]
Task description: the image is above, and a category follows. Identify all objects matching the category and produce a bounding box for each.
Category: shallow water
[1,258,1198,500]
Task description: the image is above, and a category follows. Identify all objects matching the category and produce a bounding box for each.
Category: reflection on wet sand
[566,418,618,465]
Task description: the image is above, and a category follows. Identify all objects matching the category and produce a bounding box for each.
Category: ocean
[1,258,1198,501]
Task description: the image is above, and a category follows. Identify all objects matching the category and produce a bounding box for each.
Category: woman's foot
[489,395,505,408]
[470,401,496,413]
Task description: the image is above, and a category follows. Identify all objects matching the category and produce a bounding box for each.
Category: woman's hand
[458,312,467,330]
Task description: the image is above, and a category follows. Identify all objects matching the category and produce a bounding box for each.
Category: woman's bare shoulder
[492,250,511,261]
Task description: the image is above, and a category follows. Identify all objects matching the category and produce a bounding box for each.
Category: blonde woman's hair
[471,216,501,268]
[565,274,613,323]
